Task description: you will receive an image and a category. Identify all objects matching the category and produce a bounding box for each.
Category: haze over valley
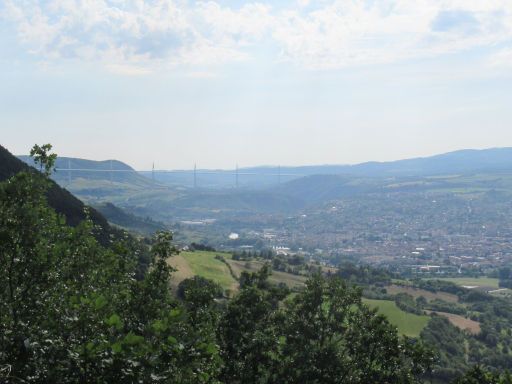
[17,147,512,276]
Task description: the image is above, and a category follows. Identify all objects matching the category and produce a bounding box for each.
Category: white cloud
[273,1,512,69]
[489,48,512,68]
[2,0,512,73]
[106,63,152,75]
[196,2,273,42]
[2,0,262,69]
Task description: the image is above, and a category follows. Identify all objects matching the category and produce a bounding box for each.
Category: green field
[362,299,430,337]
[180,251,237,290]
[171,251,308,292]
[429,277,499,289]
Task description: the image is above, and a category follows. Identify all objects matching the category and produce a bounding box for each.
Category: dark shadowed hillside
[1,145,119,245]
[94,202,167,235]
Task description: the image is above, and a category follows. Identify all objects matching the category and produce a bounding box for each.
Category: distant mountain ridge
[242,147,512,177]
[343,147,512,177]
[144,147,512,189]
[18,147,512,190]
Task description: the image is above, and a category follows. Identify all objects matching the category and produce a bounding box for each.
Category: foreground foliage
[454,366,512,384]
[0,144,496,383]
[0,148,219,383]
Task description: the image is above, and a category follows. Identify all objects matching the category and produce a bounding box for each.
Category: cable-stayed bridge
[54,163,300,188]
[55,168,297,176]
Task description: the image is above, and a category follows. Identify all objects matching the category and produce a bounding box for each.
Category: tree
[219,271,432,384]
[279,275,432,383]
[218,266,286,383]
[453,365,512,384]
[178,276,223,312]
[29,143,57,176]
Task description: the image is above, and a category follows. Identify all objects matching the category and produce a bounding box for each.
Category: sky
[1,0,512,170]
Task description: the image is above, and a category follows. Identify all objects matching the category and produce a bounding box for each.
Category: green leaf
[94,295,108,310]
[106,314,123,330]
[124,332,144,346]
[169,308,181,318]
[206,343,217,355]
[111,342,122,354]
[152,319,167,333]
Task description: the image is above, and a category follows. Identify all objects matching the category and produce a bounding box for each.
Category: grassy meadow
[168,251,237,291]
[180,251,238,290]
[363,299,430,337]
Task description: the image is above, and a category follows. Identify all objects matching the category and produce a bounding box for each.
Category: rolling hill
[15,147,512,229]
[271,174,380,205]
[18,155,154,187]
[147,147,512,189]
[348,147,512,177]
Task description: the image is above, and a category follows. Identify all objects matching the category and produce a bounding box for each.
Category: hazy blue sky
[1,0,512,169]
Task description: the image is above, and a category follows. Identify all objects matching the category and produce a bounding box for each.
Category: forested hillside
[94,202,167,235]
[0,145,118,245]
